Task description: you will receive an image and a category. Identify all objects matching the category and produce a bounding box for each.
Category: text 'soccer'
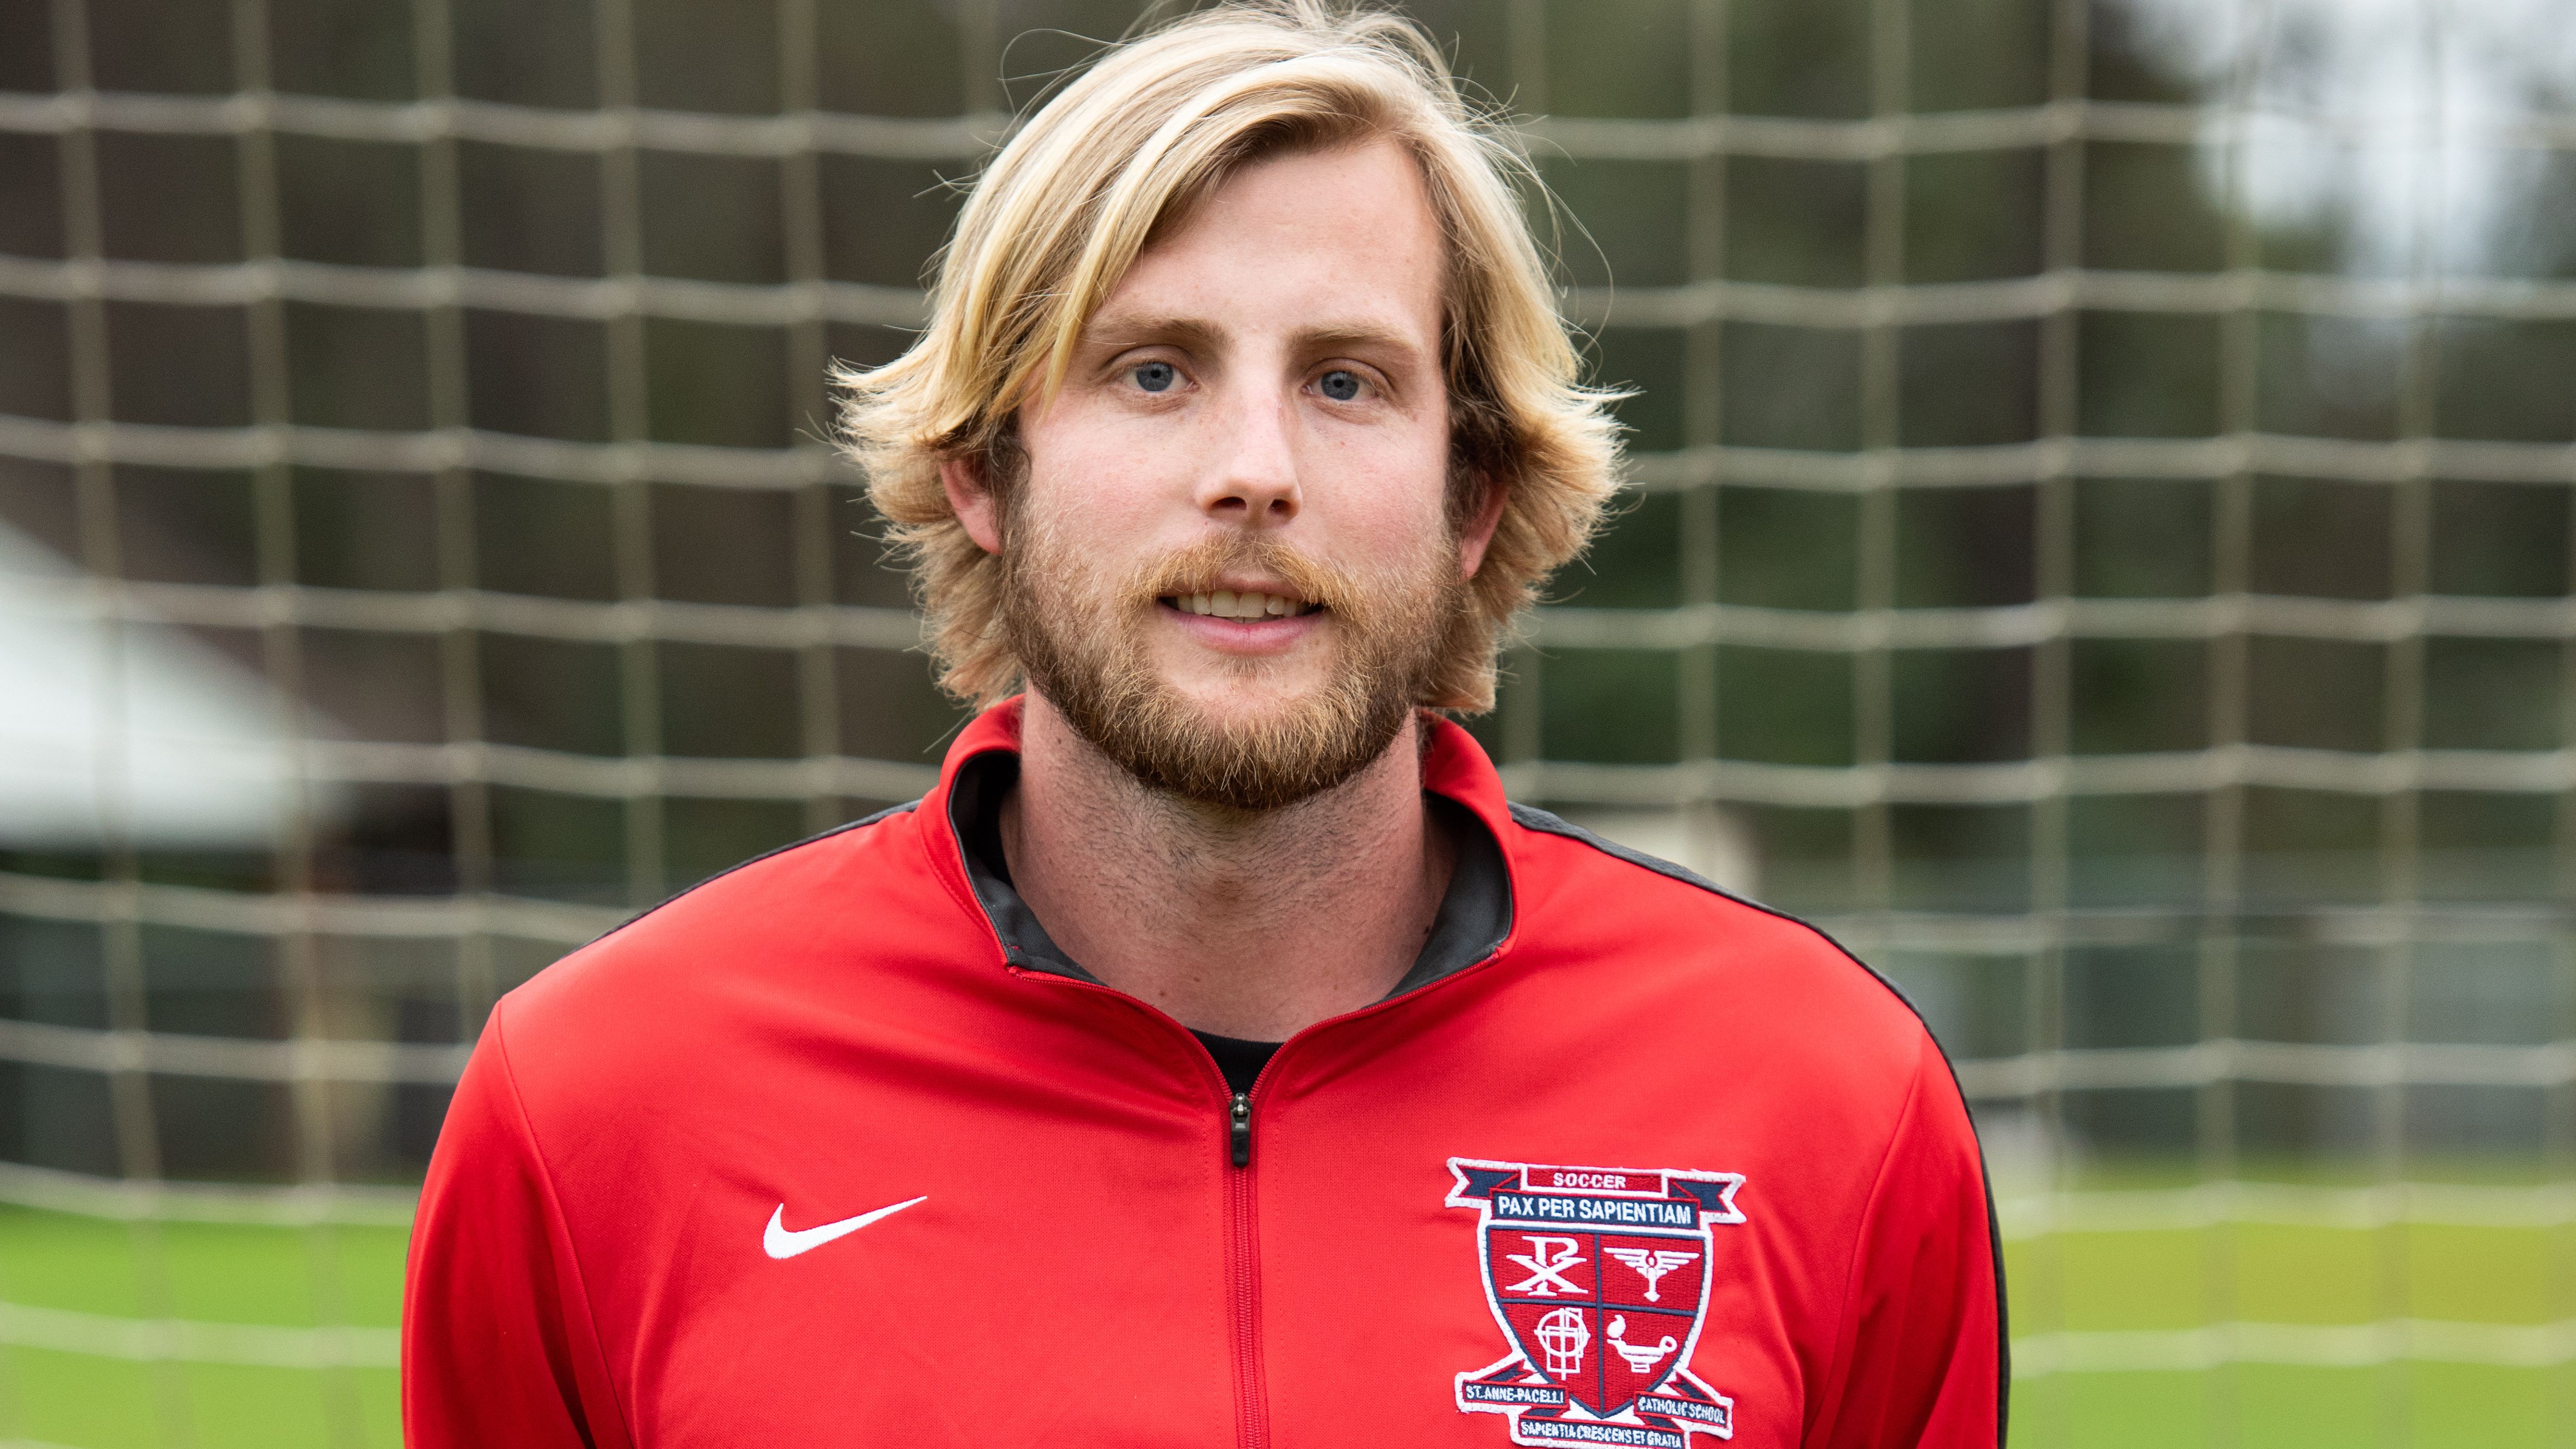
[1448,1159,1747,1447]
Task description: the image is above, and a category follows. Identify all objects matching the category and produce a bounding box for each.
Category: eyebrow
[1080,313,1223,356]
[1296,324,1425,364]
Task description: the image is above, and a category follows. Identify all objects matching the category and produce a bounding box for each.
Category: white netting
[2,0,2574,1443]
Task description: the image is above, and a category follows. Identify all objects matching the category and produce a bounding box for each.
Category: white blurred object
[1553,804,1760,900]
[0,519,344,850]
[2118,0,2576,278]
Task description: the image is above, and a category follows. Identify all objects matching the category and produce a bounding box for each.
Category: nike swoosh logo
[763,1196,927,1260]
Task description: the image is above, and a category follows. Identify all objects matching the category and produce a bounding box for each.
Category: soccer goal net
[1,0,2572,1443]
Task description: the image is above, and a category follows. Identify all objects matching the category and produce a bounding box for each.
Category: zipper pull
[1229,1091,1252,1168]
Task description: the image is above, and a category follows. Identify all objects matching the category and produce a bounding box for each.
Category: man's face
[958,139,1497,811]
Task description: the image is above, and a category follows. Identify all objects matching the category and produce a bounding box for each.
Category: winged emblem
[1602,1246,1700,1303]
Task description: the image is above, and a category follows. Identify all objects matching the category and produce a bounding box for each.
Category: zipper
[1014,965,1516,1449]
[1223,1079,1268,1449]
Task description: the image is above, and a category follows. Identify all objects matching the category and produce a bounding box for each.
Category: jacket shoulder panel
[1506,801,1921,1024]
[493,799,944,1066]
[1504,799,1937,1036]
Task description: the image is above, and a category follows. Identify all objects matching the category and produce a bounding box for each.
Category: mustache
[1124,534,1369,618]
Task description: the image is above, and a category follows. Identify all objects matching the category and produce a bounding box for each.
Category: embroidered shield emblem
[1447,1159,1744,1447]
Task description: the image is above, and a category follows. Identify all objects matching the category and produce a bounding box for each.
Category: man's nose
[1193,380,1302,527]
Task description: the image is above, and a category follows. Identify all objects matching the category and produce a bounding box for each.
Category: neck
[999,693,1455,1042]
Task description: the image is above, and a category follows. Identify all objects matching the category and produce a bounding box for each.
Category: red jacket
[405,701,2004,1447]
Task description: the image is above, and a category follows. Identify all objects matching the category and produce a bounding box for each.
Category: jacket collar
[922,698,1518,997]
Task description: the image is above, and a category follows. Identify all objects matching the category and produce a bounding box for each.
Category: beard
[999,509,1471,813]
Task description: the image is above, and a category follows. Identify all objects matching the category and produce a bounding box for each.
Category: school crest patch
[1447,1159,1744,1447]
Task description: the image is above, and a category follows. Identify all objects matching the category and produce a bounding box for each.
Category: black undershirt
[961,784,1283,1094]
[1193,1031,1281,1097]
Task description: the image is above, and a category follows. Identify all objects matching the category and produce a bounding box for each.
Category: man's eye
[1318,369,1363,402]
[1131,361,1177,393]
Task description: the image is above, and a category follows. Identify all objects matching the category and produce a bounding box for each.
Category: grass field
[0,1190,2568,1446]
[0,1210,404,1447]
[2008,1216,2574,1446]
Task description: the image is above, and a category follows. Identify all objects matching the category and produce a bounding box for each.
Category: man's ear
[941,456,1006,556]
[1456,474,1508,580]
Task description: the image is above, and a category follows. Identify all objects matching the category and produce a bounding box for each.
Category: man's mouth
[1160,589,1320,620]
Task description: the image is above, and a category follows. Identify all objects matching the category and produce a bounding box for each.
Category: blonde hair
[833,0,1623,710]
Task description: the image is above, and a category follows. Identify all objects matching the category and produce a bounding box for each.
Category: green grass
[2003,1220,2576,1447]
[0,1192,2572,1445]
[0,1209,405,1448]
[2014,1219,2570,1331]
[2010,1362,2564,1447]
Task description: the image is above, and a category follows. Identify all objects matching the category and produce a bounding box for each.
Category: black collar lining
[945,748,1513,998]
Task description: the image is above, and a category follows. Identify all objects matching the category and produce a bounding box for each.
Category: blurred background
[2,0,2574,1442]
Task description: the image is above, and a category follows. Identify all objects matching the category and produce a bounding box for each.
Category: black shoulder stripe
[1507,801,2012,1444]
[581,799,922,951]
[1507,803,1909,999]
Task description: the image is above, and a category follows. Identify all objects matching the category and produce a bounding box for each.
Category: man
[403,4,2004,1446]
